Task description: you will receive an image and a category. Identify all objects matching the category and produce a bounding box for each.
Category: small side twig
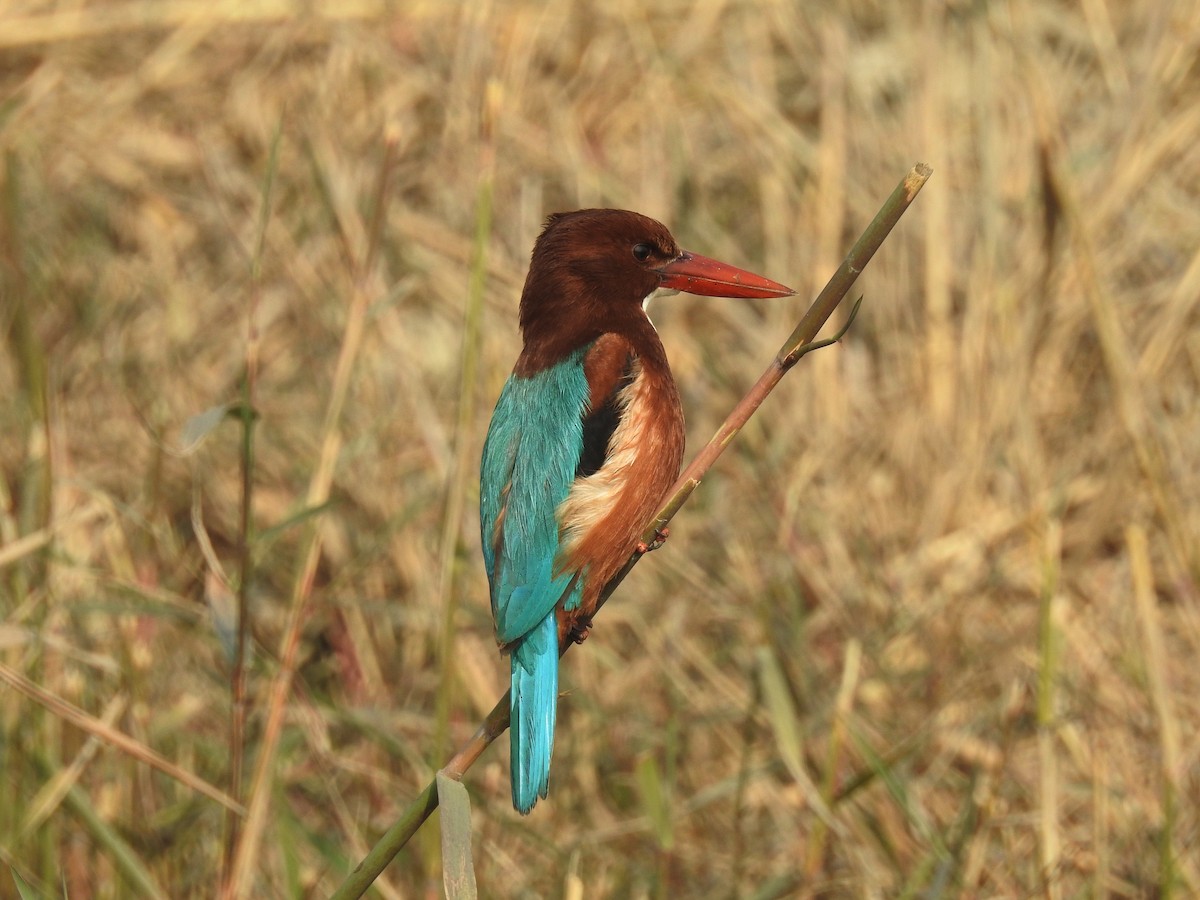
[330,162,933,900]
[781,295,861,367]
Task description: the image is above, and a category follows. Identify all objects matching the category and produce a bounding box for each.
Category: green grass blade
[10,866,41,900]
[636,755,674,851]
[435,772,477,900]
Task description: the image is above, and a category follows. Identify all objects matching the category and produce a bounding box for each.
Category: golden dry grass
[2,0,1199,896]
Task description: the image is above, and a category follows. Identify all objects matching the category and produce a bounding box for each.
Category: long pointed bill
[657,251,794,299]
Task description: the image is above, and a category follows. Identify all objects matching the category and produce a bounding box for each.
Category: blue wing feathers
[480,348,592,812]
[480,349,591,644]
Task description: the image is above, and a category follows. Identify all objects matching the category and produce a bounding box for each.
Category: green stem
[330,162,933,899]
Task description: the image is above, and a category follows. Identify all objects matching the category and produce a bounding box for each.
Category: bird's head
[516,209,793,368]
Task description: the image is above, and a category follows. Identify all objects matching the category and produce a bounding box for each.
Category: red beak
[656,251,794,299]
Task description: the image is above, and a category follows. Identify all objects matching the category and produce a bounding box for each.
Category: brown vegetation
[1,1,1197,896]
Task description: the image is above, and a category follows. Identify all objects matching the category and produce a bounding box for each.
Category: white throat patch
[642,290,658,327]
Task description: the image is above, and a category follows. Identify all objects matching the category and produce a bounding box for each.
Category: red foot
[636,526,671,555]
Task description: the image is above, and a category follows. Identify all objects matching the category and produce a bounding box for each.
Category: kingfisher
[480,208,793,813]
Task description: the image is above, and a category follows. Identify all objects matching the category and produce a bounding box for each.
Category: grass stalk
[1127,524,1185,896]
[1016,19,1197,585]
[330,162,933,898]
[29,751,169,900]
[1036,519,1062,900]
[222,113,282,881]
[18,691,127,839]
[1,150,50,599]
[427,83,499,883]
[0,662,243,814]
[221,125,400,899]
[727,680,759,900]
[433,80,499,778]
[806,638,861,878]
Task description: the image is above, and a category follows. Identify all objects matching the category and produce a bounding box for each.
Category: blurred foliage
[1,0,1199,896]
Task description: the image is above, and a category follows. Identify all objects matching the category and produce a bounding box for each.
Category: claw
[569,616,594,644]
[636,525,671,554]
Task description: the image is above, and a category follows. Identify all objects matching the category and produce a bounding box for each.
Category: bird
[480,208,793,814]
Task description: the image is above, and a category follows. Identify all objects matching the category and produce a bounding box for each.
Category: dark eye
[632,242,653,262]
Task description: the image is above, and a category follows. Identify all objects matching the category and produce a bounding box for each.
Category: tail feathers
[509,612,558,814]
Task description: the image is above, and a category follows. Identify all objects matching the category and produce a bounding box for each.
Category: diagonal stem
[330,162,932,900]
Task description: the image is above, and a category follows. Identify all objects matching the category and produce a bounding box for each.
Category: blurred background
[2,0,1198,896]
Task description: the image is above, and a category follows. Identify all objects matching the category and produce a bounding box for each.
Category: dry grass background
[1,0,1198,897]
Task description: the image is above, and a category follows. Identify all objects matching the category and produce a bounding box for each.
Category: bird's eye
[632,243,653,262]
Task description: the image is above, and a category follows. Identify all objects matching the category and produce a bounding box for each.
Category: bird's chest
[556,359,685,566]
[603,363,681,475]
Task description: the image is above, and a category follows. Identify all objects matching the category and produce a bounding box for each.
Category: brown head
[514,208,793,374]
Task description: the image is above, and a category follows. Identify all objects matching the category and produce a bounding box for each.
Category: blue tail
[509,611,558,814]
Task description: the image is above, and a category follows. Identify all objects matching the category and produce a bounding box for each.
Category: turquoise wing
[480,348,590,645]
[481,349,593,813]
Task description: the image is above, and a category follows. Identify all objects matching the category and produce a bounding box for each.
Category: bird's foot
[636,526,671,555]
[569,616,594,644]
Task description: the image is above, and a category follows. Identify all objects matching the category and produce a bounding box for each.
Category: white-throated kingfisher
[480,209,793,813]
